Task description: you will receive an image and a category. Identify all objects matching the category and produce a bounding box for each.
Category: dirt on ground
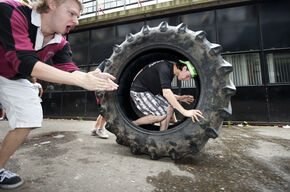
[0,120,289,192]
[148,125,290,192]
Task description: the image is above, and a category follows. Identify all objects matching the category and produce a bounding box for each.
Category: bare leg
[133,114,166,126]
[171,112,177,123]
[0,109,5,119]
[160,106,174,131]
[99,115,106,130]
[93,115,103,131]
[0,128,31,169]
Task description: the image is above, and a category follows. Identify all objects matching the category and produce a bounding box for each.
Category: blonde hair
[31,0,83,13]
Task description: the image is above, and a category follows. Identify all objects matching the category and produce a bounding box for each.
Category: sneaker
[91,129,97,136]
[96,128,109,139]
[0,117,3,121]
[0,169,23,189]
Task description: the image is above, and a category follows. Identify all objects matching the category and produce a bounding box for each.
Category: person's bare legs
[93,114,103,131]
[0,109,5,120]
[133,114,166,126]
[99,115,106,130]
[171,112,177,123]
[92,115,108,138]
[160,106,174,131]
[0,128,31,169]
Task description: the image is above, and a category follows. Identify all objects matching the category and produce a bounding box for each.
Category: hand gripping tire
[98,22,236,160]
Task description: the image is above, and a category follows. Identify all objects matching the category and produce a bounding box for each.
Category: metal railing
[81,0,167,18]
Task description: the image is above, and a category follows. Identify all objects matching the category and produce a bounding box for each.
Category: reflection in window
[68,31,89,66]
[116,22,144,44]
[180,10,216,43]
[224,53,262,86]
[43,83,63,92]
[89,27,114,64]
[267,52,290,84]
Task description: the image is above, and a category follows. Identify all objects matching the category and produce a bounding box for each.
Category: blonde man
[0,0,118,189]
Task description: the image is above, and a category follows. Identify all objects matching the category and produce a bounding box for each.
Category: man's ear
[47,0,57,10]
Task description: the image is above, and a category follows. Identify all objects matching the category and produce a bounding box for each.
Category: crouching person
[130,60,204,131]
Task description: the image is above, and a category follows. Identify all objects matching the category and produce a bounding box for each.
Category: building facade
[42,0,290,124]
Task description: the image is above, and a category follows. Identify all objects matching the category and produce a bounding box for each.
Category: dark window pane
[260,1,290,49]
[64,67,88,91]
[268,85,290,122]
[229,87,268,122]
[86,91,99,117]
[43,82,64,92]
[146,16,178,28]
[180,11,216,43]
[116,21,144,44]
[62,92,86,116]
[42,92,62,116]
[89,26,115,64]
[217,5,259,52]
[68,31,89,65]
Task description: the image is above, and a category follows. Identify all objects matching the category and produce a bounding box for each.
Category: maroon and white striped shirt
[0,0,79,79]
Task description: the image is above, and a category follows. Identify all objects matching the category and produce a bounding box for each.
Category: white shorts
[0,76,43,130]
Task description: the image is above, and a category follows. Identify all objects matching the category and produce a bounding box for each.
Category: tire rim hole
[117,49,201,132]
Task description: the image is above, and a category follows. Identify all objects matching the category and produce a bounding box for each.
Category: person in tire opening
[0,0,118,190]
[130,60,204,131]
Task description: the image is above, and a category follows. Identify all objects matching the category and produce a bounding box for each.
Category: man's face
[50,0,81,34]
[31,77,36,83]
[178,66,191,81]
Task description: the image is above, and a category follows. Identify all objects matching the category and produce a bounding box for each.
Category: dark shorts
[130,91,170,116]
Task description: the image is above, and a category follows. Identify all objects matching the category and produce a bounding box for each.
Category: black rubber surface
[98,22,236,160]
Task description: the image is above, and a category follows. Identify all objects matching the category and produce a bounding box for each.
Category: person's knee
[156,115,166,122]
[12,128,31,135]
[149,114,166,123]
[167,106,174,114]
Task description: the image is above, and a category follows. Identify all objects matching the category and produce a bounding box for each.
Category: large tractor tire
[98,22,236,160]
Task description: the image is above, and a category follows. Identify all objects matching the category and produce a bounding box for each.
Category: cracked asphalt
[0,119,289,192]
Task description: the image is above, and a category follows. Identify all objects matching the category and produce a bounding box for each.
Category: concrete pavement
[0,119,289,192]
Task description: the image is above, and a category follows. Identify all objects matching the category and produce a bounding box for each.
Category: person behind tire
[91,61,109,139]
[130,60,204,131]
[0,103,6,121]
[30,77,43,102]
[0,0,118,190]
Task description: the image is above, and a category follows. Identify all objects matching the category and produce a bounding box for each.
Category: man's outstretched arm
[31,61,118,91]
